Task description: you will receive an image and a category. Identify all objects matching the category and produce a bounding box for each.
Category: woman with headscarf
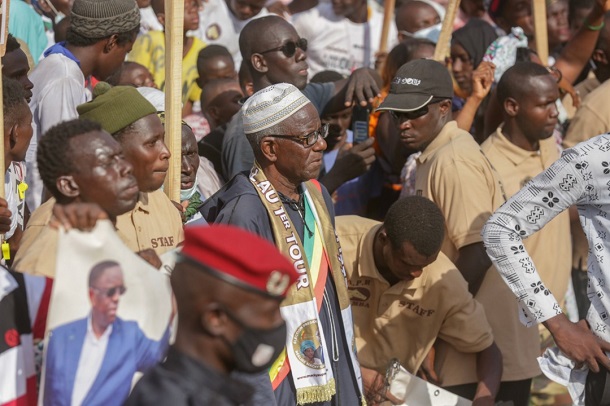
[449,18,498,142]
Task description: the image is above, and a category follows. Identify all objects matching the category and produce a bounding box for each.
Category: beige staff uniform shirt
[16,197,54,257]
[337,215,493,375]
[564,79,610,149]
[414,121,540,386]
[482,127,571,304]
[115,189,184,255]
[14,190,183,277]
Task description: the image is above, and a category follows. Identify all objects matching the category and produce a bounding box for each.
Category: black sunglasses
[93,285,127,298]
[259,38,308,58]
[268,124,329,147]
[389,98,447,122]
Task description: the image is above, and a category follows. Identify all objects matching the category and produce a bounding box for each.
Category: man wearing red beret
[200,83,365,405]
[125,224,298,405]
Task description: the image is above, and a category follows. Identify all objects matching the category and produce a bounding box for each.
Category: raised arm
[553,0,610,84]
[324,68,382,114]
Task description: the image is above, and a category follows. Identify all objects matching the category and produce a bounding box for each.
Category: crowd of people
[5,0,610,404]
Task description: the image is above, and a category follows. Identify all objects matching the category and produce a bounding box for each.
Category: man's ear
[156,12,166,26]
[103,34,119,53]
[593,49,608,66]
[251,54,268,74]
[201,303,226,336]
[504,97,519,117]
[438,99,452,117]
[207,105,221,122]
[260,137,278,163]
[8,123,18,152]
[378,229,389,246]
[56,175,80,198]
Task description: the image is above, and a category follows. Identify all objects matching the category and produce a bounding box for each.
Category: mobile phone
[351,105,370,144]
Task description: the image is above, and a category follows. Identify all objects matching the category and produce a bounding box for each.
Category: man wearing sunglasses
[221,15,379,191]
[377,59,540,405]
[201,83,365,406]
[43,260,171,405]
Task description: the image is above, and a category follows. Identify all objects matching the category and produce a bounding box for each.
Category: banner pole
[163,0,184,202]
[433,0,460,62]
[379,0,396,53]
[533,0,549,66]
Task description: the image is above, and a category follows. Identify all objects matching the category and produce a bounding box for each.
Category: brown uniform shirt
[115,189,184,255]
[14,190,183,277]
[564,79,610,149]
[482,127,572,304]
[337,216,493,375]
[415,121,540,385]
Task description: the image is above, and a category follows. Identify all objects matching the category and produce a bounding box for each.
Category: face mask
[401,23,442,44]
[180,175,199,201]
[221,307,287,373]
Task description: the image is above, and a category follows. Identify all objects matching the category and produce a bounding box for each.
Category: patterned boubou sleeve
[483,138,604,327]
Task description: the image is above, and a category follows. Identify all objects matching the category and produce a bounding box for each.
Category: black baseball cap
[376,59,453,112]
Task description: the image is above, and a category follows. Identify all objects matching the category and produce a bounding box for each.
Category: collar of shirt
[417,121,459,165]
[163,347,254,403]
[492,125,548,167]
[357,224,427,293]
[86,313,113,344]
[43,41,81,66]
[133,191,152,214]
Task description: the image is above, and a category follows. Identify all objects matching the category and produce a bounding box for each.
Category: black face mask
[221,307,287,373]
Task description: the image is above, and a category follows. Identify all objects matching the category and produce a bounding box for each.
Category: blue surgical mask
[180,177,199,202]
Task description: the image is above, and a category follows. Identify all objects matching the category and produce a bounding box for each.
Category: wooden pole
[0,0,12,200]
[379,0,396,53]
[163,0,183,202]
[533,0,549,66]
[434,0,460,62]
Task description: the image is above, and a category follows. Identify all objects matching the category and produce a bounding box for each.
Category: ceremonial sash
[249,162,363,405]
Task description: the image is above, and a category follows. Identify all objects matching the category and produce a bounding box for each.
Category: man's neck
[263,166,301,201]
[92,320,109,339]
[372,228,400,286]
[346,3,368,23]
[175,332,230,375]
[65,43,95,78]
[502,121,539,152]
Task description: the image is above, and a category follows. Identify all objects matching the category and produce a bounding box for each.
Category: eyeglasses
[92,285,127,298]
[389,99,446,122]
[259,38,308,58]
[269,124,329,147]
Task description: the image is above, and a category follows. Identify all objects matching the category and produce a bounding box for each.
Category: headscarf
[452,18,499,68]
[300,340,316,354]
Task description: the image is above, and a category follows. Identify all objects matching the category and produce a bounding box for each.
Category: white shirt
[194,0,269,67]
[483,133,610,403]
[71,315,113,406]
[291,2,397,78]
[139,6,163,36]
[27,53,91,211]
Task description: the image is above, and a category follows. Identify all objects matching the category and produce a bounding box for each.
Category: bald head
[239,15,293,67]
[497,62,553,105]
[396,0,440,34]
[200,79,242,110]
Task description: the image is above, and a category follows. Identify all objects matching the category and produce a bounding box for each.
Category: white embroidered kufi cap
[242,83,311,134]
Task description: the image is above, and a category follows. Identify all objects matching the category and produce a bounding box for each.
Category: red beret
[180,225,298,298]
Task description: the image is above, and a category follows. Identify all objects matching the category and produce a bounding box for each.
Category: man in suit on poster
[43,260,170,406]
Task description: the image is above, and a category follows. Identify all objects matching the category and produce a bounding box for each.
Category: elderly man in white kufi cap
[199,83,366,406]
